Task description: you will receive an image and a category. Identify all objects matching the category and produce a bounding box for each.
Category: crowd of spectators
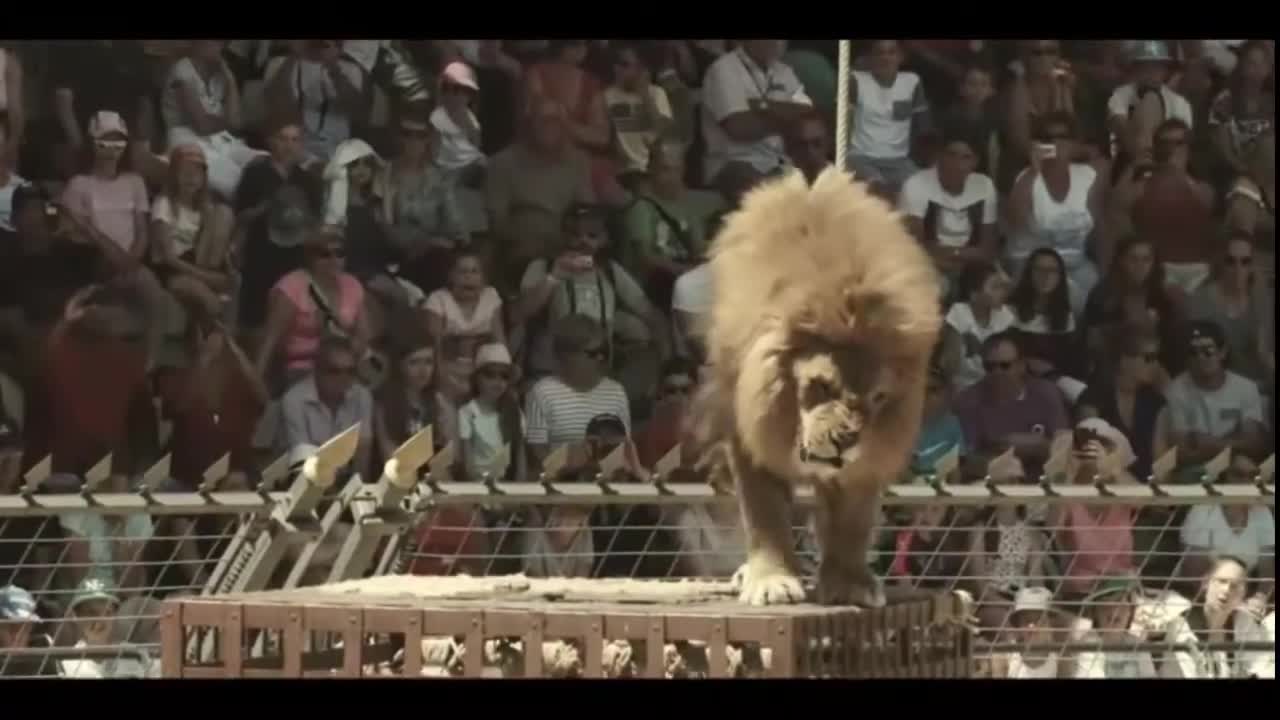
[0,39,1274,679]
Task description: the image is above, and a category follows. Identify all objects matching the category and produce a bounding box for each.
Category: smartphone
[567,254,595,273]
[1036,142,1058,159]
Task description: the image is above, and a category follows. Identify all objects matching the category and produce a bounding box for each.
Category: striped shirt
[524,376,631,446]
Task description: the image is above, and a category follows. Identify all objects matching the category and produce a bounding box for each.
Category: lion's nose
[833,429,860,450]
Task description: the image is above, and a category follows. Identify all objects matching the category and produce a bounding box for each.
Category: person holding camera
[263,40,368,165]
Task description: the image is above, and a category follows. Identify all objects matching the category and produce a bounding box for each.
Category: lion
[692,167,941,607]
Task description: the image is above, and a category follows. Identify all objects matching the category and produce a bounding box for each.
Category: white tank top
[1006,164,1096,268]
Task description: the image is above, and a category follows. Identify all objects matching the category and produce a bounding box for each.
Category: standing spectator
[263,41,368,165]
[49,41,152,182]
[0,45,24,159]
[1076,329,1171,482]
[486,98,594,283]
[1005,112,1108,314]
[234,116,323,331]
[375,325,454,461]
[384,113,469,297]
[1165,321,1268,474]
[1081,235,1185,377]
[999,41,1085,190]
[952,332,1070,469]
[700,40,812,196]
[514,204,665,379]
[783,111,832,184]
[431,62,486,186]
[424,250,505,404]
[457,343,525,483]
[1180,452,1275,592]
[278,335,374,476]
[1008,248,1085,388]
[1208,41,1274,185]
[946,262,1015,389]
[1161,556,1272,678]
[150,144,234,322]
[160,40,265,199]
[1130,119,1218,294]
[0,113,23,236]
[899,123,998,291]
[524,41,616,202]
[1107,41,1194,162]
[1048,418,1139,598]
[1224,132,1274,280]
[255,228,371,389]
[848,40,930,197]
[619,137,709,310]
[1189,236,1274,385]
[604,43,674,186]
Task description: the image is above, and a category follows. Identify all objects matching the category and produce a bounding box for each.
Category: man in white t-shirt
[899,124,997,291]
[849,40,931,197]
[605,43,674,182]
[1107,41,1194,160]
[700,40,812,200]
[1166,321,1269,474]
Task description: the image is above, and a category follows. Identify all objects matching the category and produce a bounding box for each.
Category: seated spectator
[234,115,323,331]
[431,62,486,187]
[946,261,1015,389]
[149,144,234,322]
[953,332,1070,469]
[1189,236,1274,386]
[604,42,674,187]
[160,40,265,199]
[899,123,997,292]
[1107,41,1194,164]
[425,250,505,403]
[1208,41,1274,187]
[988,586,1072,678]
[256,228,371,389]
[620,137,708,309]
[1082,235,1186,377]
[1076,329,1171,481]
[1071,576,1158,678]
[998,41,1079,191]
[1047,418,1139,599]
[634,357,696,470]
[847,40,929,197]
[908,361,966,481]
[375,324,455,461]
[263,41,368,165]
[642,41,698,147]
[700,39,812,196]
[1161,555,1272,678]
[524,40,618,203]
[1130,119,1218,294]
[1005,112,1107,315]
[943,61,998,178]
[57,579,156,679]
[971,501,1052,629]
[278,335,374,477]
[0,585,56,678]
[0,46,24,160]
[515,204,666,379]
[0,112,24,236]
[384,113,469,297]
[1008,248,1085,388]
[486,98,594,282]
[783,111,832,184]
[888,502,981,594]
[1165,321,1269,475]
[1224,132,1274,276]
[1180,452,1275,591]
[457,343,525,483]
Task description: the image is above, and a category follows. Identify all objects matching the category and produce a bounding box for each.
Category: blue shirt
[909,412,966,478]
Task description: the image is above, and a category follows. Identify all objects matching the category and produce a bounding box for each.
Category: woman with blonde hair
[150,144,234,321]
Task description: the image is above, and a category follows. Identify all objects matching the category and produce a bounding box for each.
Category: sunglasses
[1226,255,1253,267]
[662,382,693,396]
[479,367,511,381]
[984,359,1017,372]
[581,346,608,361]
[1189,344,1219,358]
[310,246,346,260]
[1127,352,1160,364]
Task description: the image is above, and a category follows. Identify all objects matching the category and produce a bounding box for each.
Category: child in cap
[1069,574,1158,678]
[457,342,525,483]
[58,578,156,678]
[989,586,1074,678]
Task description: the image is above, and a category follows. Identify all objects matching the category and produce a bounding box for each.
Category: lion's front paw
[817,566,886,608]
[738,563,807,606]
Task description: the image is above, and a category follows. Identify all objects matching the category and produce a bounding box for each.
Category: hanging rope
[835,40,852,172]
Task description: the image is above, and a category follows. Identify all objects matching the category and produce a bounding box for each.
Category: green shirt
[620,193,710,275]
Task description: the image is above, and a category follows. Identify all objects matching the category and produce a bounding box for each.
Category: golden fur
[693,167,941,606]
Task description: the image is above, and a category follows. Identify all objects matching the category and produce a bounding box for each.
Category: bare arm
[1004,81,1035,160]
[1212,123,1248,175]
[54,88,82,149]
[221,61,243,131]
[224,334,271,408]
[373,406,397,469]
[176,78,229,136]
[1087,172,1112,270]
[254,289,295,379]
[569,90,611,152]
[264,55,301,117]
[4,53,24,155]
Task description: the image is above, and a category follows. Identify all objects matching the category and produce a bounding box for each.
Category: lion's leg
[729,439,806,605]
[814,478,886,608]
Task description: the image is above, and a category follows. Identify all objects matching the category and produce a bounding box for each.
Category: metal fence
[2,469,1275,679]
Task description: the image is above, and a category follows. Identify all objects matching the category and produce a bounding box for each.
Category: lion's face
[789,344,899,481]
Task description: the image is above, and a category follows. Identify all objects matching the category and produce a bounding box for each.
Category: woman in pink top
[60,111,150,262]
[256,227,370,389]
[1048,418,1138,600]
[425,250,505,402]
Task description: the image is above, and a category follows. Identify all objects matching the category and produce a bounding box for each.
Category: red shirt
[24,329,148,476]
[634,400,688,470]
[157,361,265,489]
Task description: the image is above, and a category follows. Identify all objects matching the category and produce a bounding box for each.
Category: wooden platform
[161,576,973,679]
